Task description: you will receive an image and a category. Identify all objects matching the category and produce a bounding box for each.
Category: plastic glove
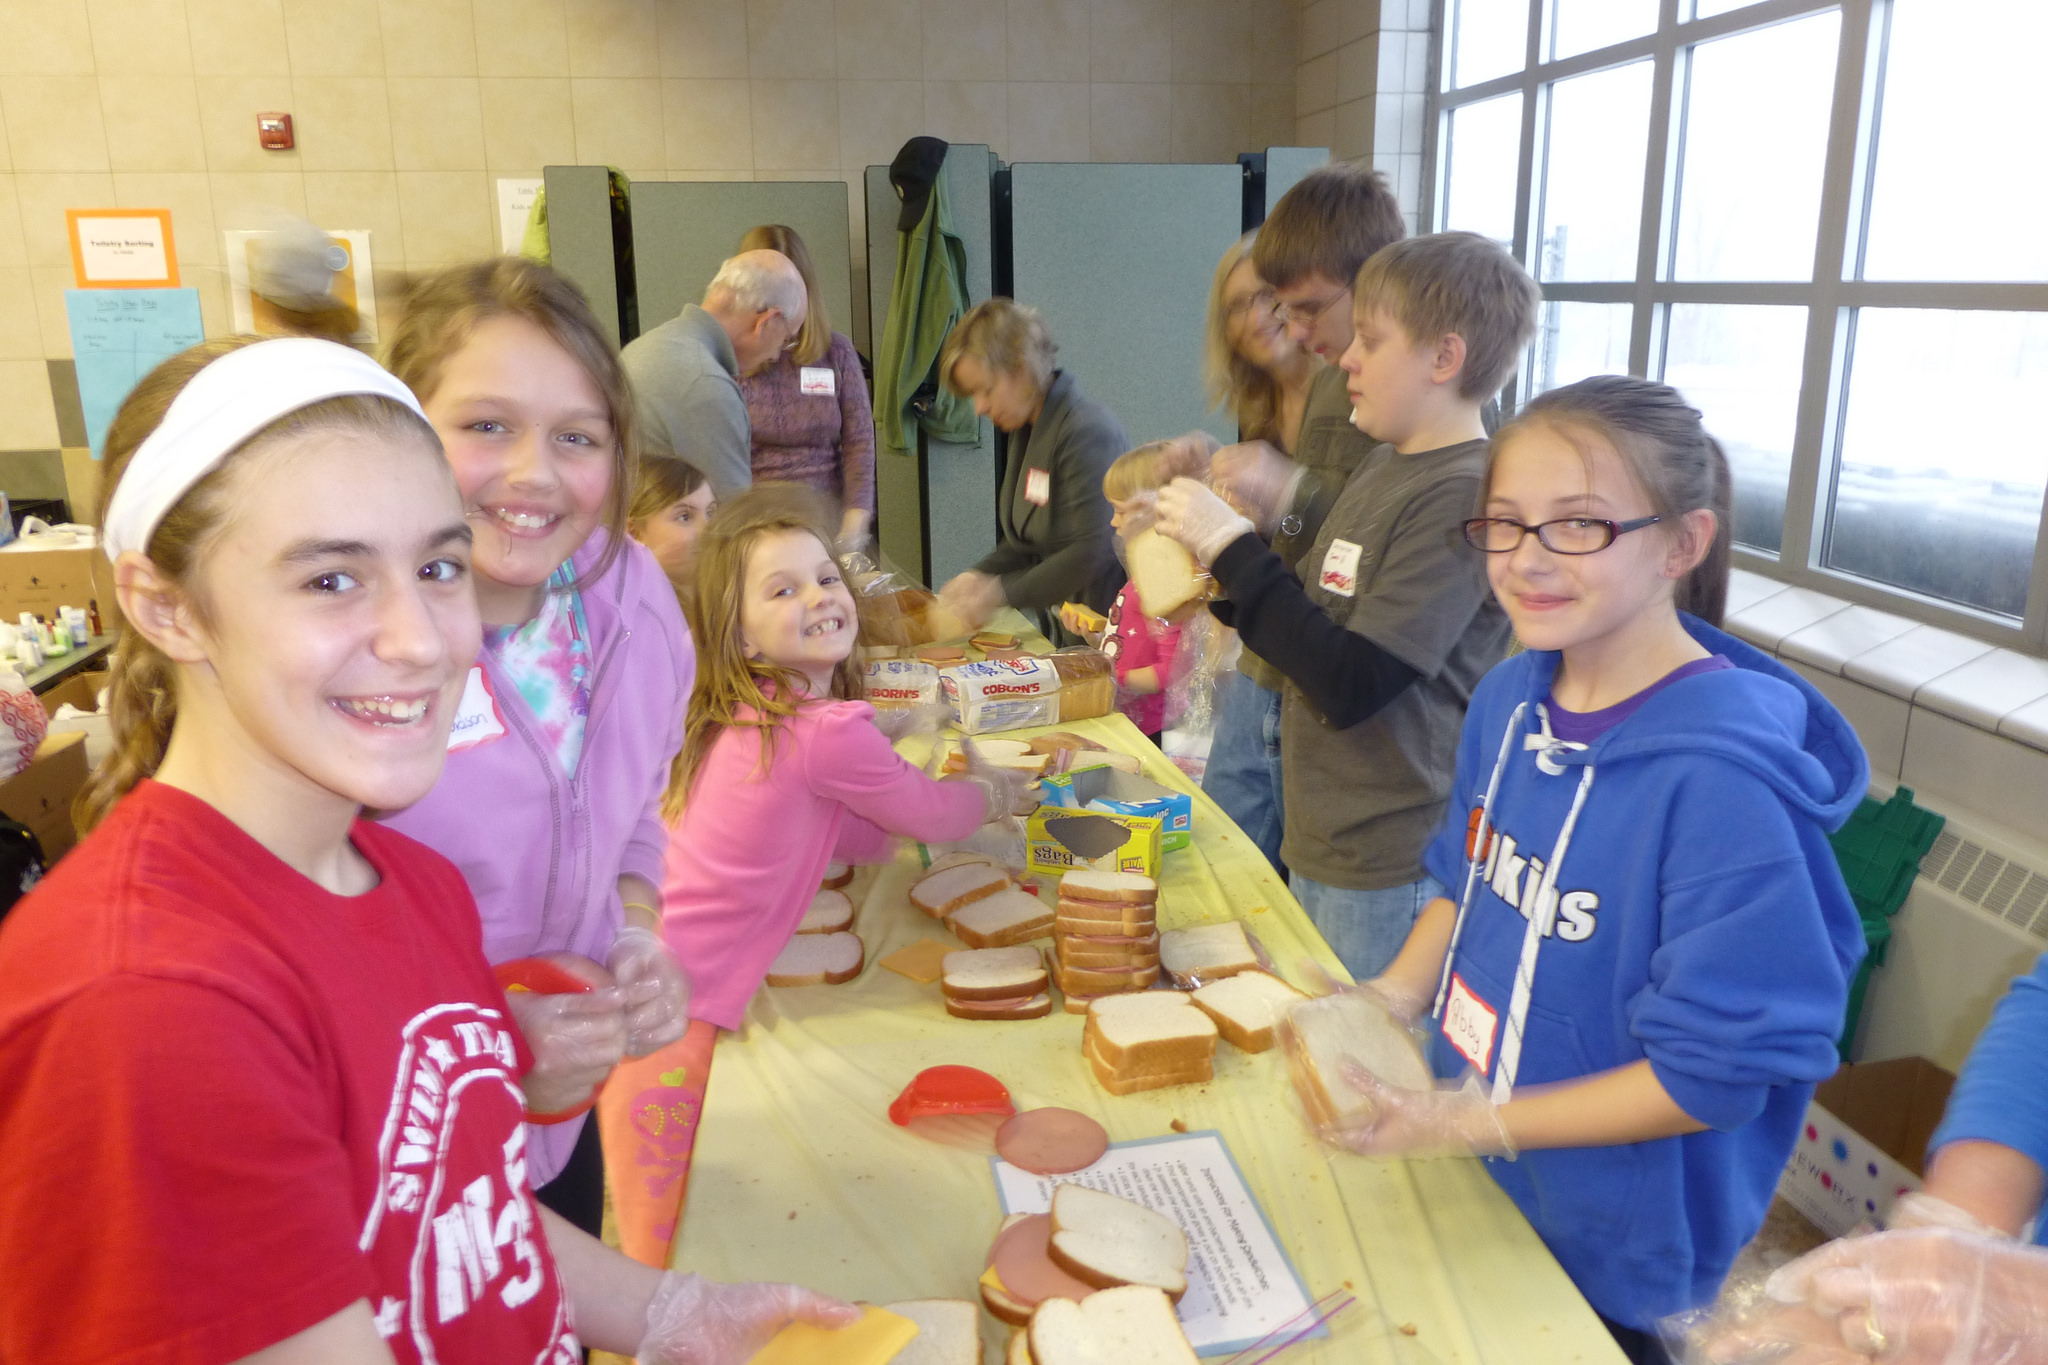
[503,983,627,1118]
[1692,1228,2048,1365]
[936,571,1006,630]
[1155,477,1256,565]
[1887,1191,2015,1240]
[637,1271,862,1365]
[1210,441,1306,535]
[606,925,691,1057]
[873,699,952,743]
[1109,487,1160,538]
[1324,1066,1516,1160]
[960,737,1035,823]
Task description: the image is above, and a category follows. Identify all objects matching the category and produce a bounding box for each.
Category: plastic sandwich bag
[0,667,48,778]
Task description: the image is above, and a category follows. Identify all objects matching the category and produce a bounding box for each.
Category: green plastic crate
[1829,786,1945,1057]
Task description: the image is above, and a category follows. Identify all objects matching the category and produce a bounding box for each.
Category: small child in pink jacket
[659,485,1015,1028]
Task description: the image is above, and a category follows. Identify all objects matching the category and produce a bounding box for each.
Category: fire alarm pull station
[257,113,294,150]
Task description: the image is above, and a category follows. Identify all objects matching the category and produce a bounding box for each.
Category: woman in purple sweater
[736,224,876,547]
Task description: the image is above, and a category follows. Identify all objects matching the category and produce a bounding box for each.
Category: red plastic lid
[888,1065,1015,1126]
[492,955,603,1125]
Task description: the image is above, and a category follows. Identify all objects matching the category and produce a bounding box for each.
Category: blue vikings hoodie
[1418,616,1867,1330]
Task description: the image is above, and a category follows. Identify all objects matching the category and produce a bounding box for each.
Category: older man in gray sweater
[621,248,807,498]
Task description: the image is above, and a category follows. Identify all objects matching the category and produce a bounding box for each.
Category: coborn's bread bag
[864,657,940,709]
[943,658,1065,734]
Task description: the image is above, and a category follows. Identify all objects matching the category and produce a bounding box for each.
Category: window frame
[1424,0,2048,653]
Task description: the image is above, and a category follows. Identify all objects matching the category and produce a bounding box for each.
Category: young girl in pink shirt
[660,484,1017,1028]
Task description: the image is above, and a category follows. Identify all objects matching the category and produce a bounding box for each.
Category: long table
[670,708,1627,1364]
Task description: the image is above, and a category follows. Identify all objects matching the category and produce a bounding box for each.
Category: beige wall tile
[1089,82,1168,162]
[0,267,38,360]
[196,75,300,172]
[113,170,218,265]
[13,173,115,266]
[281,0,385,76]
[209,167,307,228]
[663,78,753,169]
[186,0,289,74]
[667,168,754,180]
[4,78,111,172]
[183,259,227,335]
[1337,33,1376,101]
[1297,50,1334,115]
[100,76,207,173]
[1250,0,1297,86]
[1331,93,1368,159]
[0,1,96,76]
[1249,82,1294,150]
[474,0,569,76]
[381,0,477,76]
[0,360,59,447]
[480,78,574,168]
[395,168,490,261]
[1297,0,1338,62]
[1172,0,1250,84]
[837,79,921,168]
[0,179,27,266]
[747,0,836,80]
[1007,81,1087,161]
[1089,0,1169,82]
[566,0,660,78]
[1169,80,1244,162]
[1296,105,1334,148]
[571,78,664,167]
[291,77,395,172]
[660,0,749,78]
[923,0,1005,82]
[749,78,836,168]
[28,265,72,356]
[302,171,401,252]
[1008,0,1089,83]
[836,0,920,81]
[388,77,485,171]
[0,101,9,172]
[87,0,195,73]
[923,80,1004,149]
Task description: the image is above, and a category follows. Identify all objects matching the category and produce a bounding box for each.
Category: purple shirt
[1547,655,1733,745]
[736,332,876,513]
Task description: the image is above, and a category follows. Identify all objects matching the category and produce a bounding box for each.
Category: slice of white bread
[1285,989,1435,1128]
[1028,1286,1197,1365]
[942,945,1049,1001]
[1006,1326,1033,1365]
[926,849,999,875]
[949,889,1056,949]
[1056,940,1162,970]
[821,860,853,889]
[1059,870,1158,904]
[1083,992,1217,1074]
[947,992,1054,1021]
[1026,731,1096,756]
[1065,749,1142,776]
[1054,961,1162,995]
[1046,1186,1189,1300]
[911,862,1013,917]
[885,1300,980,1365]
[1055,902,1157,930]
[1190,970,1307,1053]
[764,931,864,986]
[1083,1034,1212,1094]
[1125,528,1206,619]
[1158,922,1257,984]
[796,888,855,934]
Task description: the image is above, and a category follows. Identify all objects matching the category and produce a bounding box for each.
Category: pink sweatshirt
[661,698,984,1028]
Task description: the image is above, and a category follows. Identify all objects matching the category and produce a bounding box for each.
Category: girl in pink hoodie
[660,484,1011,1029]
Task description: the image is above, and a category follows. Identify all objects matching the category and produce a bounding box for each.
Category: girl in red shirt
[0,337,853,1364]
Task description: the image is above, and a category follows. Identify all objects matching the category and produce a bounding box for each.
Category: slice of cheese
[878,938,955,985]
[746,1304,919,1365]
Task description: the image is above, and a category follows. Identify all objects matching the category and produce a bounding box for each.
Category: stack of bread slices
[942,946,1052,1020]
[1157,921,1259,988]
[1052,871,1160,1013]
[910,853,1056,952]
[985,1186,1200,1364]
[1081,991,1218,1095]
[764,873,866,987]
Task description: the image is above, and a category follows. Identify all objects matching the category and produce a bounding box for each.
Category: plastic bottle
[87,599,103,636]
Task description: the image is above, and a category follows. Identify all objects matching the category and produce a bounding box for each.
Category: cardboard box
[0,533,115,624]
[1026,805,1163,878]
[40,667,110,716]
[1040,764,1193,853]
[0,731,89,862]
[1777,1056,1956,1237]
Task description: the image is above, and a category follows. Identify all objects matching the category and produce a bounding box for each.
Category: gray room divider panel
[1009,164,1242,447]
[543,166,624,347]
[629,181,852,345]
[865,145,998,589]
[1264,147,1331,217]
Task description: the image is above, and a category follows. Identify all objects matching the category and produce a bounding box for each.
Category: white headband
[102,337,430,562]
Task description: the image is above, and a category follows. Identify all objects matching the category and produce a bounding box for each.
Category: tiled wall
[0,0,1302,452]
[1293,0,1428,230]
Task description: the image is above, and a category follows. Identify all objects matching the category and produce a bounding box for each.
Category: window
[1430,0,2048,649]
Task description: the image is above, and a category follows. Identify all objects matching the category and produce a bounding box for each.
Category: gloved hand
[1155,477,1256,565]
[960,737,1036,822]
[1887,1191,2014,1239]
[936,571,1006,630]
[872,700,952,743]
[637,1271,862,1365]
[503,983,627,1118]
[1695,1228,2048,1365]
[1324,1067,1516,1160]
[606,925,691,1057]
[1109,487,1160,538]
[1210,441,1306,535]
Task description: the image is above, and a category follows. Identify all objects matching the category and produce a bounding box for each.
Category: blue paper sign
[65,288,204,457]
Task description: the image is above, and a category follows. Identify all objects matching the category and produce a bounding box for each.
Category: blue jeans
[1292,872,1446,982]
[1201,671,1285,873]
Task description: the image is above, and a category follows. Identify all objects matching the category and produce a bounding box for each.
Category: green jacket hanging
[873,148,978,454]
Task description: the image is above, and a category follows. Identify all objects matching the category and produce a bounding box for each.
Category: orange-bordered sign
[66,208,179,289]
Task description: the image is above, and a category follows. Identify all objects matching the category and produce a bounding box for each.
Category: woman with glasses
[734,225,876,551]
[934,298,1127,644]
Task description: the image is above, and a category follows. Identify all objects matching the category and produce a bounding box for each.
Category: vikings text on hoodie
[1419,616,1868,1330]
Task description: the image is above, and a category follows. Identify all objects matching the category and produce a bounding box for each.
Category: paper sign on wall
[498,178,543,254]
[224,229,378,343]
[66,209,178,289]
[65,289,204,457]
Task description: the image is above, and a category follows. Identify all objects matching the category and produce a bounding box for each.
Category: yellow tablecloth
[671,701,1625,1363]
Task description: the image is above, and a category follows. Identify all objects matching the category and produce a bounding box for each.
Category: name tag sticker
[1319,538,1362,597]
[447,666,507,752]
[799,366,835,396]
[1024,468,1052,507]
[1443,973,1499,1075]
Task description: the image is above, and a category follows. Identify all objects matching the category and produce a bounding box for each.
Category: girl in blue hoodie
[1332,376,1868,1360]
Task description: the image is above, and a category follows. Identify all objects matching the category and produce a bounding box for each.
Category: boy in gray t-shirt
[1156,232,1541,979]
